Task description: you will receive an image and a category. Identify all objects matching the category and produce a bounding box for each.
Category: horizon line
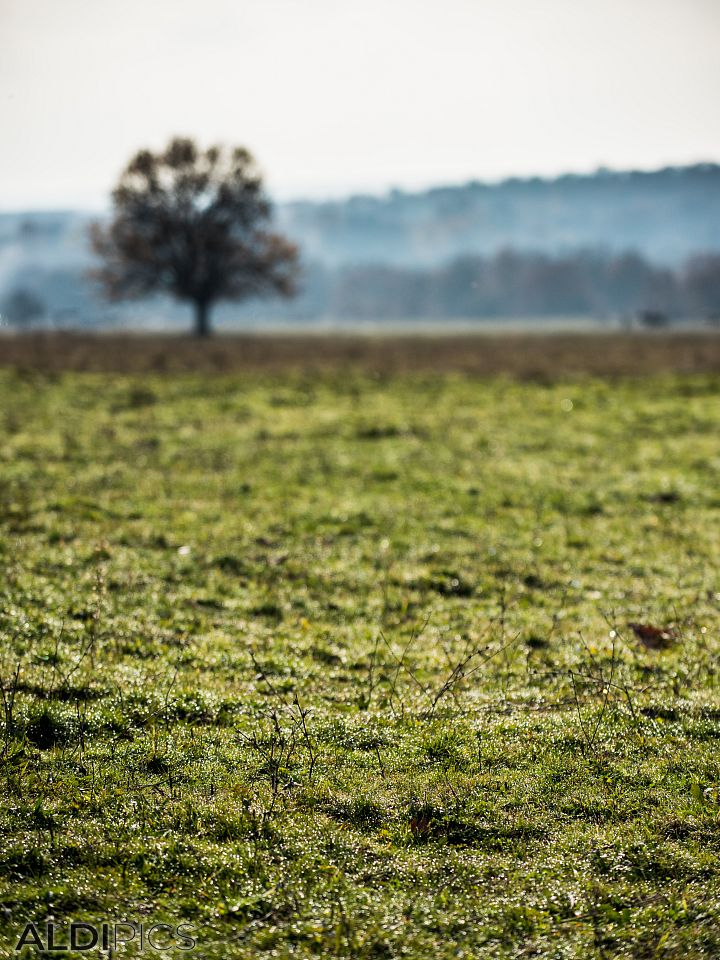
[2,158,719,216]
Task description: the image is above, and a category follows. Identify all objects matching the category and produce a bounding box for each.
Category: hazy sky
[1,0,719,209]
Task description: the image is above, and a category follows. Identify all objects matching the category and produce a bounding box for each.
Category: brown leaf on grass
[628,622,677,650]
[409,813,432,838]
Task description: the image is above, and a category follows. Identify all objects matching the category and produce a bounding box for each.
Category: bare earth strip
[1,330,720,375]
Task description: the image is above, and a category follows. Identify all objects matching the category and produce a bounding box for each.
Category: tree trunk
[194,300,211,337]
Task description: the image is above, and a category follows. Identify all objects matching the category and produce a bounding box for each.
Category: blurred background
[1,0,719,332]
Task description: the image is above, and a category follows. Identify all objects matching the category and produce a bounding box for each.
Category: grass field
[1,343,720,957]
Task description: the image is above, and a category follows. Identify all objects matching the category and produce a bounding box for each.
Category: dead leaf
[628,622,677,650]
[409,813,432,838]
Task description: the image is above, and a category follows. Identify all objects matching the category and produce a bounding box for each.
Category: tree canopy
[91,137,298,335]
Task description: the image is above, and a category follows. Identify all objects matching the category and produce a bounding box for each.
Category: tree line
[3,248,720,328]
[1,137,719,332]
[283,249,720,321]
[281,164,720,268]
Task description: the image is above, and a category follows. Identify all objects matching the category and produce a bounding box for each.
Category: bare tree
[91,137,298,336]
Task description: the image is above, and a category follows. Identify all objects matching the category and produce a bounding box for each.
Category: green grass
[1,368,720,958]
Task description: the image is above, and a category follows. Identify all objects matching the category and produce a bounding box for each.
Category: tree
[91,137,298,336]
[683,253,720,319]
[1,288,46,327]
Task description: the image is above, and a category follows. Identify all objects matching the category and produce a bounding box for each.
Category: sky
[1,0,719,209]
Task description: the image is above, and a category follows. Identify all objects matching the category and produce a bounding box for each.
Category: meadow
[1,334,720,958]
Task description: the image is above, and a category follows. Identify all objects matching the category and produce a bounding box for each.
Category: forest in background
[2,164,720,327]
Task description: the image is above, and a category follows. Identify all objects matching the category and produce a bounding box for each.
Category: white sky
[1,0,719,209]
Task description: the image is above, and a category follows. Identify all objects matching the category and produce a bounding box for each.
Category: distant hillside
[1,164,720,328]
[278,164,720,267]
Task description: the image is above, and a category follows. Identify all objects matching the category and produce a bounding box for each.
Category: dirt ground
[1,330,720,376]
